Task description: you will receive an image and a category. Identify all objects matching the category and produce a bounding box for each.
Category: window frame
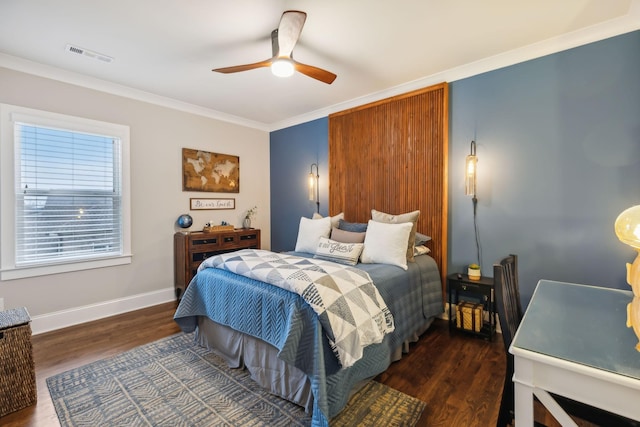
[0,104,131,280]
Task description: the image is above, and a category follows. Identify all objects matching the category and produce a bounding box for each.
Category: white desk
[510,280,640,426]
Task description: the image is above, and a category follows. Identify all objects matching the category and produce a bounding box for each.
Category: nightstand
[447,273,496,341]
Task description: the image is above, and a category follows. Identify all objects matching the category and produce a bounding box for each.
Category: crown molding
[0,53,270,132]
[269,4,640,131]
[1,2,638,134]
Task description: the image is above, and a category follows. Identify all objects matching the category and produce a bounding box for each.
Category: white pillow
[414,245,431,257]
[295,216,331,254]
[313,237,364,266]
[312,212,344,229]
[371,209,420,262]
[361,220,412,270]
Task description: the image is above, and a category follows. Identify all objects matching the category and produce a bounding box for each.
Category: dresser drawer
[191,250,225,262]
[190,236,220,249]
[239,232,259,245]
[457,282,482,293]
[219,233,238,248]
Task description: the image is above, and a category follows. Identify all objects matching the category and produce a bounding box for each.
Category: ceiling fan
[212,10,337,84]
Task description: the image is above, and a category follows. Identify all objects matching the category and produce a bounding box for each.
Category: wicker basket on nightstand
[203,225,235,233]
[456,301,483,333]
[0,307,36,417]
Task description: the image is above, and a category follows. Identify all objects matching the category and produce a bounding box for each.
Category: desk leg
[514,382,535,426]
[533,388,578,427]
[490,288,495,341]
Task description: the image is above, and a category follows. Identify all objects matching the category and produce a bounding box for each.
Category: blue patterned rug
[47,333,426,426]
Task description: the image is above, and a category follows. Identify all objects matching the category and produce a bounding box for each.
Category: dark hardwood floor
[2,301,507,426]
[380,321,505,426]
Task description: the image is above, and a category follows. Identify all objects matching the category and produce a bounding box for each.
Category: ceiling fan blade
[294,61,337,84]
[212,59,273,74]
[277,10,306,57]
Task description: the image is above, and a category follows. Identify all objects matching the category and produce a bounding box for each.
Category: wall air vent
[65,44,113,63]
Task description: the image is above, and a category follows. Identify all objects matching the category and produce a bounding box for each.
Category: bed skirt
[195,315,433,414]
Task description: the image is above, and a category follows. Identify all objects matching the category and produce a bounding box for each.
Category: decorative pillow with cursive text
[313,237,364,266]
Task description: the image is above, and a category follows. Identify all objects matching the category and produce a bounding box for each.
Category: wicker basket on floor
[0,307,36,417]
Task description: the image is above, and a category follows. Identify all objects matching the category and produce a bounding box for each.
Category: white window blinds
[15,122,123,266]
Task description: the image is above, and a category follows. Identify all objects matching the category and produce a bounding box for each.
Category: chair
[494,254,640,427]
[494,254,521,427]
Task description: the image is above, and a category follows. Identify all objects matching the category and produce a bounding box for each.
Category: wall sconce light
[465,140,477,198]
[308,163,320,213]
[465,140,481,268]
[614,205,640,351]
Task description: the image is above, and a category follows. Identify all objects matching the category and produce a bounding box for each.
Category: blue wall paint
[449,30,640,305]
[270,31,640,306]
[270,117,329,252]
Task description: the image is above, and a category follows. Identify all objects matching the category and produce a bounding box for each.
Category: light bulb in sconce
[308,172,315,200]
[614,205,640,352]
[308,163,320,213]
[465,141,477,197]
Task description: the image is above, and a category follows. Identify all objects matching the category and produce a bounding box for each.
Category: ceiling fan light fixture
[213,11,336,84]
[271,58,294,77]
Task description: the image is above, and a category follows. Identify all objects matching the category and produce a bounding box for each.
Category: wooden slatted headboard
[328,82,449,298]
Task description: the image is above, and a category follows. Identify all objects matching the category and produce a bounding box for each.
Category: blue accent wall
[450,30,640,305]
[270,118,329,252]
[270,30,640,306]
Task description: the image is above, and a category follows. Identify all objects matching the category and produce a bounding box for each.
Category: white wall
[0,67,270,333]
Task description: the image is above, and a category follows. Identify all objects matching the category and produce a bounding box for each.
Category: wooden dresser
[173,228,261,299]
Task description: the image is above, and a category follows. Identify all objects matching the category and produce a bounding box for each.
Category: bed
[174,241,443,427]
[175,83,448,426]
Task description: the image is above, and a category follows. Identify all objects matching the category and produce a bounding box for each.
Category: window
[1,104,131,280]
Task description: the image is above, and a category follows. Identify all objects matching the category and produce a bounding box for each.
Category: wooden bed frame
[328,82,449,298]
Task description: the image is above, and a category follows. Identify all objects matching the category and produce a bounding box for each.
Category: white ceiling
[0,0,639,131]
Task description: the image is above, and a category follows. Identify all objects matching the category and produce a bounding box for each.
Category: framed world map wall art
[182,148,239,193]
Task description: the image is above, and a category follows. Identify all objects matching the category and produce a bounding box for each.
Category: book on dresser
[173,228,261,299]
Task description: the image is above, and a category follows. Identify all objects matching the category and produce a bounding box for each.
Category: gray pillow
[415,232,432,246]
[338,219,368,233]
[331,227,366,243]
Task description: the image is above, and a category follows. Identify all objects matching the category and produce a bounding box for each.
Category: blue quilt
[174,251,443,427]
[198,249,395,368]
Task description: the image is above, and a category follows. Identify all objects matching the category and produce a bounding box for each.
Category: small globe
[177,214,193,229]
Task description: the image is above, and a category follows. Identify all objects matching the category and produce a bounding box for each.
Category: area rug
[47,333,426,426]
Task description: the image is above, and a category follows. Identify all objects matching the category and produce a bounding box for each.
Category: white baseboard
[441,303,451,320]
[31,287,176,335]
[30,292,503,336]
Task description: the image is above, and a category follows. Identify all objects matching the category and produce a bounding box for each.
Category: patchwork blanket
[198,249,394,367]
